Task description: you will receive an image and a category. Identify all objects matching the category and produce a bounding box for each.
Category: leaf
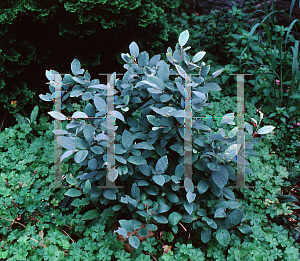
[197,180,209,194]
[71,59,82,75]
[119,220,134,232]
[83,180,91,194]
[153,215,168,224]
[174,64,187,79]
[129,42,139,58]
[257,126,275,134]
[184,177,194,193]
[91,146,104,154]
[201,65,210,78]
[72,111,88,119]
[81,209,99,221]
[207,163,220,171]
[228,209,244,227]
[223,188,235,200]
[56,136,75,150]
[127,156,147,165]
[251,118,257,124]
[65,189,82,197]
[60,149,74,162]
[138,228,148,237]
[114,227,128,238]
[221,113,235,125]
[147,115,161,126]
[203,82,221,91]
[156,204,170,214]
[192,51,206,63]
[103,189,116,200]
[39,93,53,101]
[71,198,90,207]
[238,224,252,234]
[225,144,241,160]
[228,127,238,138]
[122,130,133,150]
[108,168,118,182]
[147,88,162,94]
[74,150,88,163]
[138,51,149,67]
[131,183,140,200]
[245,122,253,135]
[186,192,196,203]
[94,95,107,116]
[201,229,211,243]
[184,201,193,215]
[216,229,230,246]
[211,68,224,78]
[153,174,165,186]
[166,193,178,203]
[214,208,226,218]
[168,212,182,226]
[83,124,95,143]
[48,111,67,121]
[109,111,125,122]
[212,169,228,188]
[146,224,158,231]
[134,142,155,150]
[30,106,39,123]
[155,156,168,174]
[178,30,189,47]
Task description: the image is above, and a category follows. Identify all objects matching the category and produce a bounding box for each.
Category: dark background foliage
[0,0,185,129]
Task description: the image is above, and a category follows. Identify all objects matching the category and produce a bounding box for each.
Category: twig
[0,113,8,132]
[178,222,187,232]
[59,227,75,243]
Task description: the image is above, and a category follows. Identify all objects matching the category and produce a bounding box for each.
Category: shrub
[39,29,275,252]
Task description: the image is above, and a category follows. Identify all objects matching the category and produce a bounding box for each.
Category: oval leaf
[178,30,189,47]
[257,126,275,135]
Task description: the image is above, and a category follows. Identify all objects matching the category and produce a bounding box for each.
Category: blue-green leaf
[48,111,67,121]
[131,183,140,200]
[128,236,140,249]
[168,212,182,226]
[155,156,168,174]
[214,208,226,218]
[156,204,170,214]
[228,209,244,227]
[94,95,107,116]
[122,130,133,150]
[127,156,147,165]
[153,174,165,186]
[74,150,88,163]
[201,228,211,243]
[192,51,206,63]
[178,30,189,47]
[186,192,196,203]
[184,201,193,215]
[257,126,275,134]
[211,68,224,78]
[65,189,82,197]
[138,228,148,237]
[103,189,116,200]
[203,82,221,91]
[83,180,91,194]
[138,51,149,67]
[197,180,209,194]
[57,136,75,150]
[152,215,168,224]
[216,229,230,246]
[129,42,139,58]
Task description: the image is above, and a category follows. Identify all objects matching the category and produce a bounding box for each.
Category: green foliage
[39,29,275,252]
